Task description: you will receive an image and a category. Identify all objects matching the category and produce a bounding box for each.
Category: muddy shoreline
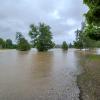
[77,74,84,100]
[77,54,100,100]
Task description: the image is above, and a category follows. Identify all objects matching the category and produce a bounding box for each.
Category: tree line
[0,38,17,49]
[0,23,68,51]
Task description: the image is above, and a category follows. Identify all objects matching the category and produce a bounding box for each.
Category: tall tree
[69,43,73,48]
[74,28,84,49]
[84,0,100,25]
[62,41,68,50]
[0,38,5,48]
[83,0,100,40]
[5,39,13,49]
[29,23,55,51]
[74,22,96,49]
[16,32,30,51]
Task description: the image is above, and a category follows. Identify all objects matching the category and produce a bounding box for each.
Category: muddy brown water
[0,49,83,100]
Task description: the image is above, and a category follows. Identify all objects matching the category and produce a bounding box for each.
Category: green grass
[88,55,100,60]
[78,55,100,100]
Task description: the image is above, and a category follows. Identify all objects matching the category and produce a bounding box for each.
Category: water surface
[0,49,82,100]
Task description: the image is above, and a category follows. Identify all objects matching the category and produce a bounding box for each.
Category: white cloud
[50,10,61,20]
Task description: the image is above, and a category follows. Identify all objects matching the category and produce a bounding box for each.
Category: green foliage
[74,27,84,49]
[74,40,83,49]
[0,38,17,49]
[74,22,98,49]
[83,0,100,40]
[29,23,55,51]
[5,39,13,49]
[88,55,100,60]
[62,41,68,50]
[0,38,5,48]
[84,25,100,40]
[95,41,100,48]
[84,0,100,26]
[69,43,73,48]
[16,32,30,51]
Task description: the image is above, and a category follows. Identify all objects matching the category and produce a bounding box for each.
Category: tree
[74,28,84,49]
[74,22,96,49]
[69,43,73,48]
[62,41,68,50]
[83,0,100,40]
[84,0,100,26]
[74,40,83,49]
[29,23,55,51]
[5,39,13,49]
[16,32,30,51]
[0,38,5,48]
[84,25,100,40]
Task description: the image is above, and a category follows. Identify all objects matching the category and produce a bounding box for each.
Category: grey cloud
[0,0,88,44]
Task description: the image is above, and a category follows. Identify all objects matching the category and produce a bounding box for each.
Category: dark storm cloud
[0,0,88,44]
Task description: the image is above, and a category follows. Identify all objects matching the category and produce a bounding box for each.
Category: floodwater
[0,49,83,100]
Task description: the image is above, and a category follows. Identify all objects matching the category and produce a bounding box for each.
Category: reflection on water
[0,49,82,100]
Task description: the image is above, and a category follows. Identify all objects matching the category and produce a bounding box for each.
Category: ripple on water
[0,49,82,100]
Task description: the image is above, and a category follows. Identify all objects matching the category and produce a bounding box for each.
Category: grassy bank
[78,54,100,100]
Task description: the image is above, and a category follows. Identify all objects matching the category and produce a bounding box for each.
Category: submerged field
[0,49,82,100]
[0,49,99,100]
[78,54,100,100]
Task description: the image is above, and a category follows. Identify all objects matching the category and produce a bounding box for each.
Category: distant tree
[16,32,30,51]
[55,44,61,48]
[69,43,73,48]
[29,23,55,51]
[5,39,13,49]
[62,41,68,50]
[0,38,5,48]
[12,44,17,49]
[74,28,84,49]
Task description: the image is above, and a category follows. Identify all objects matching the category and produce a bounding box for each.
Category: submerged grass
[78,54,100,100]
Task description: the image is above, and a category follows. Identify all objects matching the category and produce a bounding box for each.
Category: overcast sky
[0,0,88,44]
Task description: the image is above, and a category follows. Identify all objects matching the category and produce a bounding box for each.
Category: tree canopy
[84,0,100,26]
[68,43,73,48]
[84,25,100,40]
[16,32,30,51]
[0,38,16,49]
[83,0,100,40]
[0,38,5,48]
[29,23,55,51]
[5,39,13,49]
[74,22,97,49]
[62,41,68,50]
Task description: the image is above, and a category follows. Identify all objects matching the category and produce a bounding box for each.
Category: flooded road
[0,49,82,100]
